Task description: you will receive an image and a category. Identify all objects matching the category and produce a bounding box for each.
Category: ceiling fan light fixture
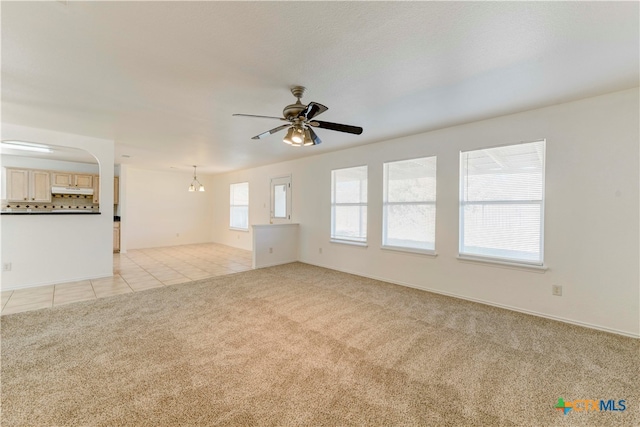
[303,129,314,146]
[291,126,304,144]
[283,128,295,145]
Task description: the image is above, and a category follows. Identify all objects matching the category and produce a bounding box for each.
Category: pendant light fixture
[188,165,205,192]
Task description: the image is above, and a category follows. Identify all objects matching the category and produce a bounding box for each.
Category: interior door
[270,175,292,224]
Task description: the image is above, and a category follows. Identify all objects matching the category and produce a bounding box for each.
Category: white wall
[122,167,214,250]
[252,224,299,268]
[1,124,115,289]
[211,89,640,337]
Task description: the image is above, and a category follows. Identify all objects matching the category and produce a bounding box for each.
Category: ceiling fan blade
[307,127,322,145]
[298,102,328,120]
[310,120,363,135]
[233,114,288,121]
[251,124,291,140]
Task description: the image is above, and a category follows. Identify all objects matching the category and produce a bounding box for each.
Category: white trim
[298,260,639,339]
[330,239,368,248]
[251,260,295,269]
[381,245,437,257]
[457,255,547,272]
[229,227,249,232]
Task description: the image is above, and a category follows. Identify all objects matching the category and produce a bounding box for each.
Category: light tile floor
[1,243,252,316]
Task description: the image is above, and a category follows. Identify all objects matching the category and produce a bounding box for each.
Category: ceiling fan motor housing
[283,86,307,120]
[283,102,306,120]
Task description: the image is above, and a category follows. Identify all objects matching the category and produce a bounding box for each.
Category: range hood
[51,186,94,195]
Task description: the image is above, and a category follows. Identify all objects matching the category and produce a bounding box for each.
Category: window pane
[230,206,248,229]
[274,184,287,218]
[386,157,437,203]
[460,140,545,264]
[230,182,249,229]
[231,182,249,204]
[333,166,367,203]
[331,166,368,243]
[383,157,437,250]
[461,142,544,201]
[462,203,541,262]
[332,205,367,241]
[385,204,435,250]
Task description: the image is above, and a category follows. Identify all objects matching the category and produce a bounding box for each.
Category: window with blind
[383,157,437,252]
[331,166,368,243]
[229,182,249,230]
[460,140,545,265]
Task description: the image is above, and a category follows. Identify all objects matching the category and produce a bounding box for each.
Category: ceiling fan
[233,86,363,146]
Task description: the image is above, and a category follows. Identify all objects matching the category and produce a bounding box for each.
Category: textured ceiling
[2,2,638,174]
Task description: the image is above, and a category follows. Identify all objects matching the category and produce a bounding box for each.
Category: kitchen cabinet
[93,176,100,203]
[51,172,72,187]
[113,222,121,253]
[5,168,51,202]
[74,174,94,188]
[52,172,94,188]
[92,176,119,204]
[114,176,119,204]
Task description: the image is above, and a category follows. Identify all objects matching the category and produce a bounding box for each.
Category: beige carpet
[1,263,638,426]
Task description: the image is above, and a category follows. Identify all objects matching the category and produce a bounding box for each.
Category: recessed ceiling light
[1,140,52,153]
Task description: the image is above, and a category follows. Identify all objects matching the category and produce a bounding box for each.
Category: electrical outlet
[552,285,563,296]
[2,262,12,272]
[176,233,180,237]
[319,247,322,254]
[269,247,273,254]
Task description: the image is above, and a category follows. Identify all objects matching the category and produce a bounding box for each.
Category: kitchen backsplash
[3,194,98,212]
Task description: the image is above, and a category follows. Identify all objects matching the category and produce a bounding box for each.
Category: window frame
[382,155,437,255]
[229,181,249,231]
[330,165,368,246]
[459,139,546,267]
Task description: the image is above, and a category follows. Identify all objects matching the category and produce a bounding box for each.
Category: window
[331,166,367,243]
[230,182,249,230]
[270,175,291,224]
[383,157,437,252]
[460,140,545,265]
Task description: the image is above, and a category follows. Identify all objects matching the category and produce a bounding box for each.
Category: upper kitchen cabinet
[94,176,119,205]
[5,168,52,202]
[52,172,94,188]
[114,176,119,204]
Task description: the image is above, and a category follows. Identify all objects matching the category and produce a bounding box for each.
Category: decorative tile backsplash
[3,194,98,212]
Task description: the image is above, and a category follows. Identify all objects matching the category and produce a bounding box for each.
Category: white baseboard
[253,260,297,269]
[299,260,640,339]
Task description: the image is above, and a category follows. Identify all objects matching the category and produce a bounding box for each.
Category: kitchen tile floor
[1,243,252,316]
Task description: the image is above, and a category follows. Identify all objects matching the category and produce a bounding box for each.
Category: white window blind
[331,166,368,243]
[383,157,437,251]
[230,182,249,230]
[460,140,545,264]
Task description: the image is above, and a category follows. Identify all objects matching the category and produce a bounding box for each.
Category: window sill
[330,239,368,248]
[381,245,437,257]
[457,255,547,272]
[229,227,249,232]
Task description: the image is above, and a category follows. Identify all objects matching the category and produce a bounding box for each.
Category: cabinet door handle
[32,198,35,200]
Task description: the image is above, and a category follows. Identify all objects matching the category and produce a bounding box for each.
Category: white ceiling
[2,1,638,174]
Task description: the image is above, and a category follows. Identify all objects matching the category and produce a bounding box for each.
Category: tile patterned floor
[1,243,252,316]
